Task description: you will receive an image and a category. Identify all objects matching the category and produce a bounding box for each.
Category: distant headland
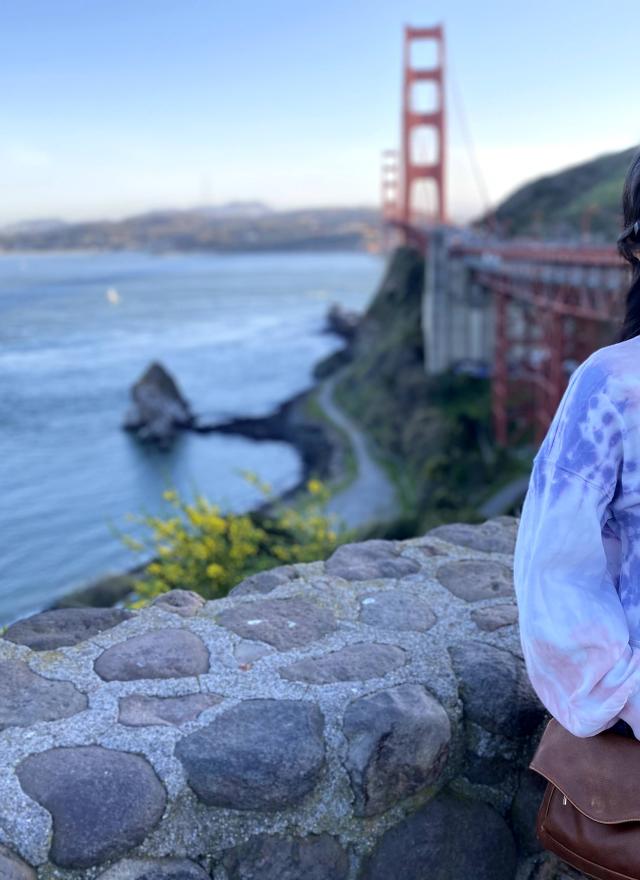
[0,203,381,254]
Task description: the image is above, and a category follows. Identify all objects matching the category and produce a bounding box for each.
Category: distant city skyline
[1,0,639,225]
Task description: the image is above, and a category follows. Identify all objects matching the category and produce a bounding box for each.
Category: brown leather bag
[529,716,640,880]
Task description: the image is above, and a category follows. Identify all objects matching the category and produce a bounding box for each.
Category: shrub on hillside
[120,473,346,605]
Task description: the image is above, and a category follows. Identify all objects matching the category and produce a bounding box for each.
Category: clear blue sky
[1,0,639,224]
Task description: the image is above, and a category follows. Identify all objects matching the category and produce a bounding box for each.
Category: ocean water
[0,250,382,623]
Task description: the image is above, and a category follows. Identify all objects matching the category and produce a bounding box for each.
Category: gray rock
[234,640,274,665]
[0,660,87,731]
[412,542,446,557]
[425,519,517,555]
[0,845,36,880]
[51,570,140,611]
[136,873,203,880]
[358,589,437,632]
[222,832,349,880]
[123,362,193,449]
[3,607,132,651]
[489,514,519,528]
[343,683,450,816]
[471,602,518,631]
[98,858,210,880]
[216,598,337,651]
[94,629,209,681]
[509,768,548,856]
[325,540,421,581]
[118,693,223,727]
[279,643,407,684]
[229,565,297,598]
[151,590,205,618]
[543,860,587,880]
[0,516,561,875]
[448,640,546,738]
[175,699,325,810]
[136,868,207,880]
[359,787,517,880]
[326,302,361,340]
[464,750,513,785]
[436,558,513,602]
[16,746,167,869]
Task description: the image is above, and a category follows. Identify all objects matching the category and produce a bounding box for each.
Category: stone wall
[0,515,574,880]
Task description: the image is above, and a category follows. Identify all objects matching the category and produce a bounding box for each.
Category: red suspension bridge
[381,24,629,450]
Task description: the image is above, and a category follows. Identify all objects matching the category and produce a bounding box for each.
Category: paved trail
[315,371,528,531]
[317,374,401,532]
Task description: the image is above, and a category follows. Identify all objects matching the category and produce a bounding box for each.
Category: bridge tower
[381,149,399,221]
[401,25,447,227]
[380,149,399,250]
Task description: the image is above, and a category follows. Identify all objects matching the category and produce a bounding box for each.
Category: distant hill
[475,146,638,241]
[0,205,379,253]
[1,218,68,236]
[192,201,272,219]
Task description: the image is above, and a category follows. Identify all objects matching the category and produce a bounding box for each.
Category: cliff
[318,246,520,536]
[0,515,576,880]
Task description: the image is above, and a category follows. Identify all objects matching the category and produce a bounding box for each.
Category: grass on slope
[478,145,636,240]
[326,245,524,539]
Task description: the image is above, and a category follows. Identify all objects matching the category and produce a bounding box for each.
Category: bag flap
[529,717,640,823]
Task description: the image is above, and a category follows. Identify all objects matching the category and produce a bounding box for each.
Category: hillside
[315,246,520,537]
[0,205,379,253]
[476,145,637,240]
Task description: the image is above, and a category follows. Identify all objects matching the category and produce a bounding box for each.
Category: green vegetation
[121,241,539,602]
[478,145,636,240]
[326,246,527,539]
[414,370,529,525]
[120,474,349,605]
[301,388,358,494]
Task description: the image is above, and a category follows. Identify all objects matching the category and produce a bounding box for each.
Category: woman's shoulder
[535,340,639,486]
[581,335,640,393]
[558,338,639,414]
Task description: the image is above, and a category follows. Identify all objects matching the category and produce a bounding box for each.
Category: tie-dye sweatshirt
[513,336,640,738]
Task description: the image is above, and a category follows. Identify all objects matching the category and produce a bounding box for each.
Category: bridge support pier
[422,229,495,375]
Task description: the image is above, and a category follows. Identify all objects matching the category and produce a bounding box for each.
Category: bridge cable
[447,50,495,227]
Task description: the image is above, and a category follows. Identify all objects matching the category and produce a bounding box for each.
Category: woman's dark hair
[616,149,640,342]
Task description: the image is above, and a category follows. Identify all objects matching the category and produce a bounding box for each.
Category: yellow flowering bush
[121,472,345,605]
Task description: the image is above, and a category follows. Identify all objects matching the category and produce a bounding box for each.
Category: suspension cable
[447,49,495,228]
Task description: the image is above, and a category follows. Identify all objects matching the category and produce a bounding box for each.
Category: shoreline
[193,381,347,511]
[51,365,350,610]
[1,248,378,626]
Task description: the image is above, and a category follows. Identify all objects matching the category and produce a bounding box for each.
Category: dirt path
[314,370,528,532]
[316,373,401,532]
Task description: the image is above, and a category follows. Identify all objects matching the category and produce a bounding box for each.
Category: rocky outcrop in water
[325,302,361,341]
[123,362,193,449]
[0,514,577,880]
[312,304,361,381]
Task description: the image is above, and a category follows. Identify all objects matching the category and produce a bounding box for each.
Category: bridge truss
[467,245,627,447]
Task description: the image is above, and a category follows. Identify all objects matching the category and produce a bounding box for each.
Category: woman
[513,148,640,741]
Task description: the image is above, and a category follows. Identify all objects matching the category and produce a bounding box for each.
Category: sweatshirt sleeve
[513,356,640,738]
